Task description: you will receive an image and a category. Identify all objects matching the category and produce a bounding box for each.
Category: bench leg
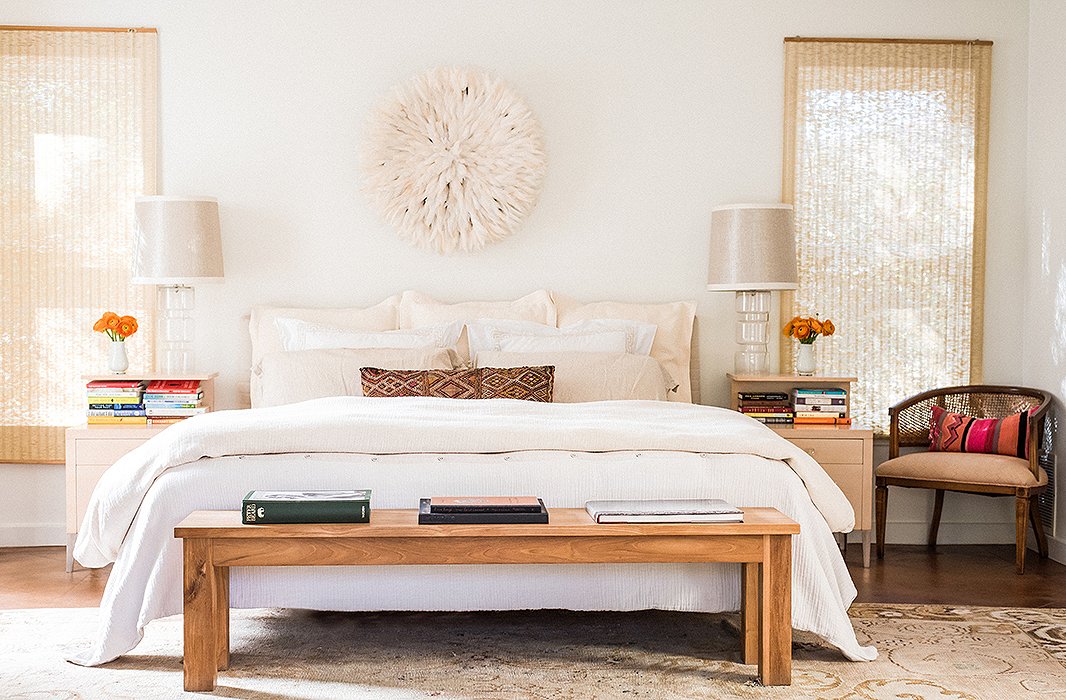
[216,566,230,671]
[183,538,218,691]
[759,535,792,686]
[740,562,759,665]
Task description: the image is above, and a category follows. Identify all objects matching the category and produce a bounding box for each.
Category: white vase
[796,343,816,376]
[109,340,129,374]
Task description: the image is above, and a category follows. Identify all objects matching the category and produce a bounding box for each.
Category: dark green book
[242,489,371,524]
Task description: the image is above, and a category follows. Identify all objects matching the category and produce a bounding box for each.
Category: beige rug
[2,605,1066,699]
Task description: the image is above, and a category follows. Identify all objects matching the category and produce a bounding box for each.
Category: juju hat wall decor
[362,66,547,254]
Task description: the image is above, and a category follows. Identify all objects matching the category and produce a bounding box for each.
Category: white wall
[0,0,1031,547]
[1024,0,1066,559]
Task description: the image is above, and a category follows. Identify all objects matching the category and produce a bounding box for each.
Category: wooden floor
[2,543,1066,610]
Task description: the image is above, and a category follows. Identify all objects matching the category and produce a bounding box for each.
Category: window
[782,38,991,433]
[0,27,158,462]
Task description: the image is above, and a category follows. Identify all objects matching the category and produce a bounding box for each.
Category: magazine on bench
[585,498,744,523]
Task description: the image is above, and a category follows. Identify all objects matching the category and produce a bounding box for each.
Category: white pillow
[398,290,557,361]
[467,319,656,358]
[254,347,458,407]
[249,297,399,364]
[552,294,696,403]
[274,319,463,353]
[398,289,556,327]
[476,351,674,402]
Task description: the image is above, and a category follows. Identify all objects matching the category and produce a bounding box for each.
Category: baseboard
[1045,533,1066,565]
[858,520,1015,546]
[0,523,65,547]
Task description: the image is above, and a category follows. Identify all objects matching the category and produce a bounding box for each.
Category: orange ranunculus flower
[117,321,134,338]
[103,311,120,330]
[822,319,835,336]
[794,322,811,340]
[782,319,795,337]
[119,315,138,335]
[93,317,107,332]
[810,319,823,334]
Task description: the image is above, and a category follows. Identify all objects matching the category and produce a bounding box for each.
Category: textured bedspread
[70,398,876,665]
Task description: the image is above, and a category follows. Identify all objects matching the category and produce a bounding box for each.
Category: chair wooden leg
[875,483,888,559]
[1015,495,1030,575]
[928,489,944,548]
[1031,496,1049,559]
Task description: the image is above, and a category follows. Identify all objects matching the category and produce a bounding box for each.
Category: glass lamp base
[734,290,772,375]
[735,348,770,375]
[158,285,195,373]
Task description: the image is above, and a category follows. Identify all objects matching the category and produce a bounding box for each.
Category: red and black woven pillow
[360,366,554,402]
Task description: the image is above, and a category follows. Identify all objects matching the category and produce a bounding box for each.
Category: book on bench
[585,498,744,523]
[418,498,549,524]
[242,489,371,524]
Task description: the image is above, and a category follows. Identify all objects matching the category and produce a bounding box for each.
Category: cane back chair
[875,385,1052,574]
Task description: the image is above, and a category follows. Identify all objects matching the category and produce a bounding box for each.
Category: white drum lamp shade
[133,196,223,283]
[707,204,798,375]
[132,196,224,373]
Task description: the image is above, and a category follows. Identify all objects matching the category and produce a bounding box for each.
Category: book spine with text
[242,498,371,524]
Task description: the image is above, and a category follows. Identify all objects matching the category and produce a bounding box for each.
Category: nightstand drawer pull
[790,438,863,464]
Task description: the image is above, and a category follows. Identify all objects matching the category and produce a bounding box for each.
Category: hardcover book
[145,379,202,394]
[86,380,146,389]
[418,498,549,524]
[430,496,543,513]
[738,391,789,401]
[242,489,371,524]
[585,498,744,523]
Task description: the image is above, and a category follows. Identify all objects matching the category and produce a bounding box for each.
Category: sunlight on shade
[33,134,100,209]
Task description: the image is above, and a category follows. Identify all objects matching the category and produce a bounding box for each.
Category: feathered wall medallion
[362,67,547,254]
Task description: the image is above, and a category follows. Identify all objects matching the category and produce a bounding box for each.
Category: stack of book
[86,380,147,425]
[242,489,371,524]
[792,388,850,425]
[143,380,207,426]
[737,391,793,425]
[418,496,549,524]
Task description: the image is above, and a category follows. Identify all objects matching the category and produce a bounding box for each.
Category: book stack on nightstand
[727,373,874,567]
[85,379,148,425]
[65,372,218,572]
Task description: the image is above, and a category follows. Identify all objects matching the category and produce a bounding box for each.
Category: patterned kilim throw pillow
[360,366,554,402]
[929,404,1031,458]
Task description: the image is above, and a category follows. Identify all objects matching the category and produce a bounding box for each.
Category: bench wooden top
[175,507,800,539]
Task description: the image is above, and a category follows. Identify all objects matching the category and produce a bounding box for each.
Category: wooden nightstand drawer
[789,438,863,465]
[75,438,147,466]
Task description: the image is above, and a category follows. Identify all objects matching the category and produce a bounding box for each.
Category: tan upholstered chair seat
[877,452,1047,488]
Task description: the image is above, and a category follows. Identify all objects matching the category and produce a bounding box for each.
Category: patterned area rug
[2,605,1066,699]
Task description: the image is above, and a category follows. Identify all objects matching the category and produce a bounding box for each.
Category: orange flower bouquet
[93,311,139,342]
[783,315,835,345]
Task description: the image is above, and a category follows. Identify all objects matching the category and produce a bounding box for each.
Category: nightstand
[727,373,874,567]
[64,372,217,571]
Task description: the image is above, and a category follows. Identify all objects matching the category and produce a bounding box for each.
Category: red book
[87,380,145,389]
[145,380,202,394]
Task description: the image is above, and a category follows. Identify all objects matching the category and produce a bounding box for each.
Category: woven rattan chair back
[893,386,1050,448]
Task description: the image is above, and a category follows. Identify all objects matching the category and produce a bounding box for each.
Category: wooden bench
[175,507,800,691]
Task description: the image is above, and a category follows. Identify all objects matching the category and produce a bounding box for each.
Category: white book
[585,498,744,524]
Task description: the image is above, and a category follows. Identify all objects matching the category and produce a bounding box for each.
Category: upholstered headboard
[239,290,700,407]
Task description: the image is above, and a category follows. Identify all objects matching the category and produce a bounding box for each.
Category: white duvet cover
[71,398,877,665]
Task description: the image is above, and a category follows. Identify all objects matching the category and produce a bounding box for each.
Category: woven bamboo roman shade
[0,27,158,463]
[782,38,991,434]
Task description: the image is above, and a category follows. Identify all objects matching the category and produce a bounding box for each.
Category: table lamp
[132,196,223,373]
[706,204,798,375]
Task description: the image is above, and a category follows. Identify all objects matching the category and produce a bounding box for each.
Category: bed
[70,291,877,666]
